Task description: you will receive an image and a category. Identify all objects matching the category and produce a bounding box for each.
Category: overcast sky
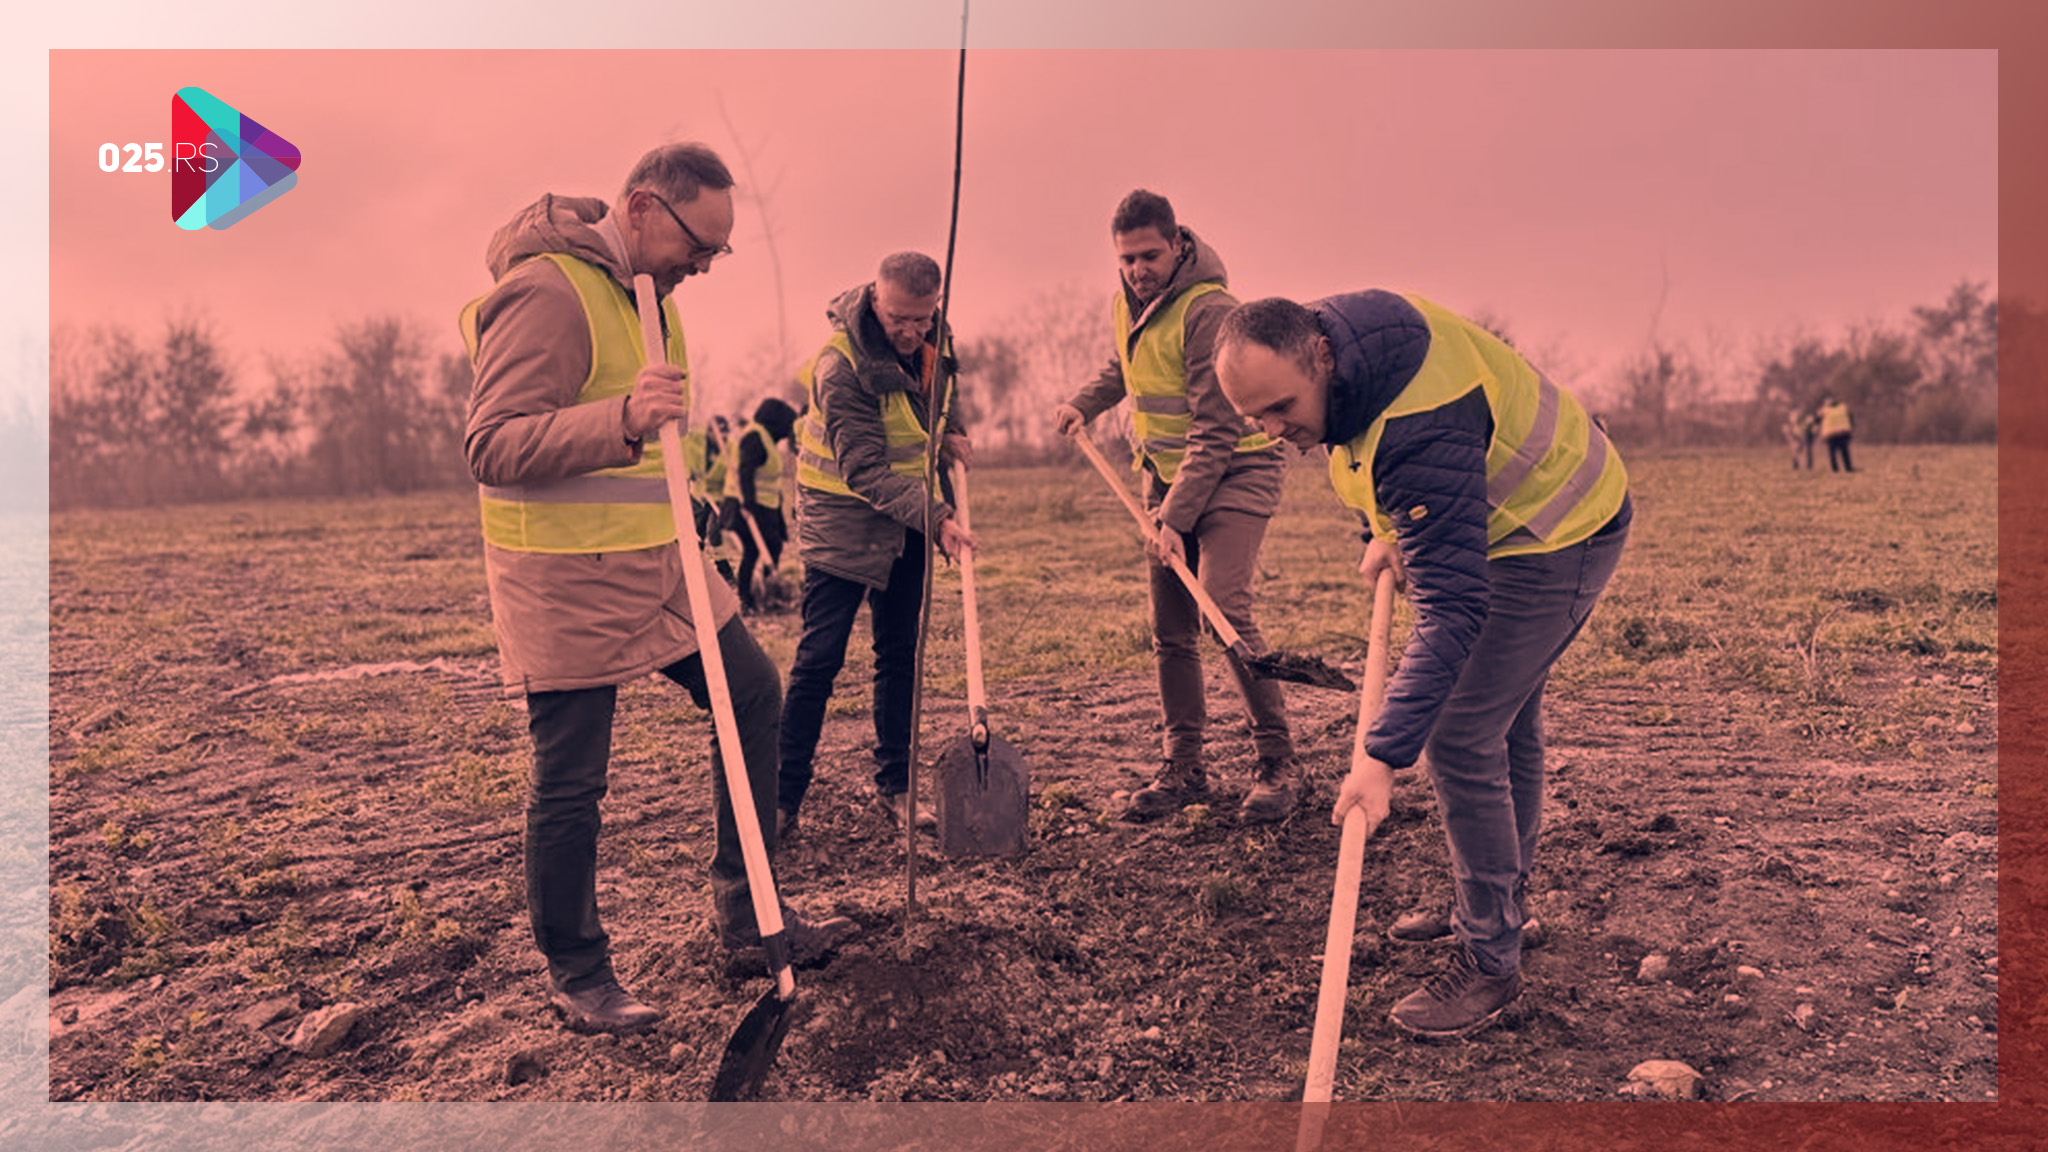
[43,47,1995,415]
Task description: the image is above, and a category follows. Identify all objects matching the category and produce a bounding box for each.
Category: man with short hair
[1053,190,1302,824]
[779,251,976,836]
[1215,290,1630,1039]
[463,142,853,1037]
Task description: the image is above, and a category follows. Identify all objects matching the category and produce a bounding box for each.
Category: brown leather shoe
[1121,759,1208,821]
[1388,893,1545,948]
[1388,947,1522,1038]
[721,906,860,973]
[1239,756,1306,823]
[876,790,936,831]
[550,979,662,1035]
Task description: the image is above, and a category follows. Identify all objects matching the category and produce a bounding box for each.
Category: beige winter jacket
[463,194,740,695]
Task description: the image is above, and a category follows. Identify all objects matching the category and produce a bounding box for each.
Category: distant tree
[150,316,238,501]
[1826,324,1922,443]
[304,316,469,495]
[49,317,243,507]
[1007,285,1110,460]
[953,332,1028,459]
[228,357,307,495]
[1906,279,1997,442]
[1612,341,1702,447]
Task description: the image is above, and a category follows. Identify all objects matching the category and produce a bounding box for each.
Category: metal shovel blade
[1238,645,1358,692]
[709,986,802,1101]
[935,733,1029,858]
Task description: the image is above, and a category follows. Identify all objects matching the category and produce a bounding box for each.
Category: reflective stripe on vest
[794,332,933,500]
[461,252,690,554]
[723,422,785,508]
[1327,295,1628,559]
[1115,280,1275,482]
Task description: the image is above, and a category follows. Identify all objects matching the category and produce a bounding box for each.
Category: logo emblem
[170,86,301,230]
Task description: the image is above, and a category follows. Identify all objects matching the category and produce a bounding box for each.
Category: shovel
[632,275,797,1102]
[1296,567,1396,1149]
[1069,430,1356,692]
[933,462,1030,857]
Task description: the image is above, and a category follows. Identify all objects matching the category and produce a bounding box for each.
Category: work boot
[1388,890,1545,948]
[1121,759,1208,822]
[1388,947,1523,1039]
[876,790,936,831]
[550,978,663,1035]
[721,906,860,973]
[1239,755,1306,823]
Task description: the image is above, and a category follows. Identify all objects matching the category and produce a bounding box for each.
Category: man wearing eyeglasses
[463,143,854,1038]
[778,251,976,837]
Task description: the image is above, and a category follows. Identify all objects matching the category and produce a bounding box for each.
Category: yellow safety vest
[1116,281,1275,482]
[723,422,785,508]
[459,253,689,554]
[681,428,724,496]
[795,332,937,499]
[1819,402,1852,437]
[1328,295,1627,559]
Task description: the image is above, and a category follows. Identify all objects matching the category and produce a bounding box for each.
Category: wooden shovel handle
[634,275,792,999]
[1301,567,1398,1113]
[951,462,988,727]
[1069,430,1247,649]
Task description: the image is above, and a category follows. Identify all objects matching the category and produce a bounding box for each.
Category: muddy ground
[45,580,1998,1104]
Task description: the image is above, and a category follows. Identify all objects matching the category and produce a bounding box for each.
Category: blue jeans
[777,538,927,812]
[523,618,781,992]
[1424,506,1629,975]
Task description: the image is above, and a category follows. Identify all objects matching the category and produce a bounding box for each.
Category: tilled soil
[45,602,1998,1104]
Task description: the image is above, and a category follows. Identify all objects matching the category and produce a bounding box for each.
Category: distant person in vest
[1052,189,1302,825]
[1783,405,1817,470]
[780,252,976,838]
[1215,292,1631,1039]
[1818,394,1855,472]
[719,396,799,612]
[679,421,731,577]
[461,143,854,1037]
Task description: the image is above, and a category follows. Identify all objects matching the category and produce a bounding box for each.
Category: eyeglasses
[649,193,734,264]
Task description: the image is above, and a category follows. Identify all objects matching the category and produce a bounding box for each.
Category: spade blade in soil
[935,732,1029,858]
[1242,647,1357,692]
[709,987,800,1101]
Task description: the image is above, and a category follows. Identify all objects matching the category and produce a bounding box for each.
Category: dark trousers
[1423,510,1628,977]
[1825,434,1854,472]
[777,539,927,813]
[734,504,788,605]
[522,618,781,993]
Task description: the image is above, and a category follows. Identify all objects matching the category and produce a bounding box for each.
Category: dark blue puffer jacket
[1313,291,1495,771]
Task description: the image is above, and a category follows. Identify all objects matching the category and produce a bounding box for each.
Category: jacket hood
[1123,226,1228,332]
[1312,290,1432,446]
[824,281,955,395]
[485,194,629,283]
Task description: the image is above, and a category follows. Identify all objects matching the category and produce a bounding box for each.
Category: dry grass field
[34,444,1997,1121]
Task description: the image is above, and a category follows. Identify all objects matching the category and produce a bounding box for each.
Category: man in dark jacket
[1216,291,1630,1039]
[779,252,975,836]
[1054,190,1302,824]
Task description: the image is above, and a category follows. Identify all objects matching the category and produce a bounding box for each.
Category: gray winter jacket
[795,282,965,589]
